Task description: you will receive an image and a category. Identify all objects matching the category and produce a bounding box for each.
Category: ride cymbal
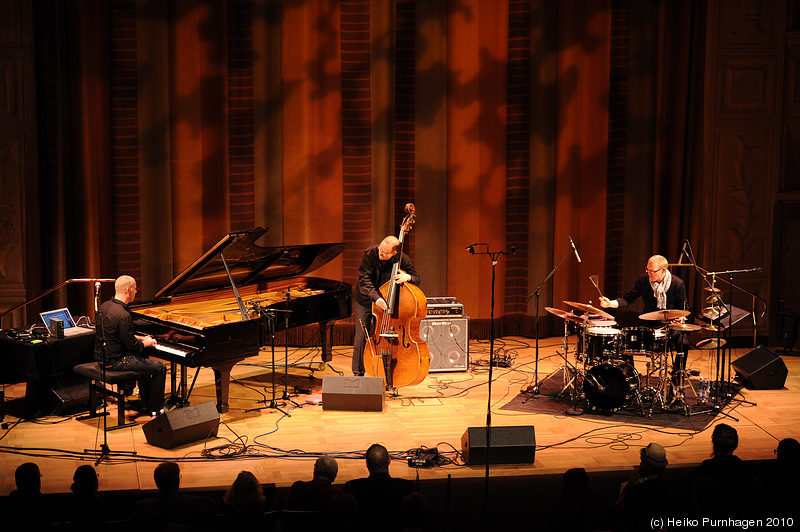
[544,307,584,323]
[639,309,691,321]
[563,300,614,320]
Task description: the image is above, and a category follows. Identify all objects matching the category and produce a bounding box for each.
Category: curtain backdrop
[18,0,695,336]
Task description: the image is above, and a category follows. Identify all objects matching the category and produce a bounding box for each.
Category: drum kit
[545,302,702,416]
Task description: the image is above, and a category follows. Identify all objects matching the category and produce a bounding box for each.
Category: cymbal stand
[557,320,579,397]
[646,325,671,416]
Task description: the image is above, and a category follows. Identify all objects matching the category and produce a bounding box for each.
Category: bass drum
[584,361,639,411]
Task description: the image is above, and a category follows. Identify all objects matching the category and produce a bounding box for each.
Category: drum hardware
[523,315,583,405]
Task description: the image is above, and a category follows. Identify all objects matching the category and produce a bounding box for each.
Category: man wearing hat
[615,443,675,531]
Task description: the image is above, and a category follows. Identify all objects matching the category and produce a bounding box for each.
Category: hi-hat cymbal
[639,309,691,321]
[703,324,721,332]
[669,322,701,332]
[706,294,722,303]
[544,307,584,323]
[563,301,614,320]
[696,337,727,350]
[704,286,721,293]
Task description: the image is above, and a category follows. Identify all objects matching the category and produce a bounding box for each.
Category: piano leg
[212,361,237,413]
[320,320,333,362]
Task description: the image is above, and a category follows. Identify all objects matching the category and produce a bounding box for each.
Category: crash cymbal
[544,307,584,323]
[668,322,701,332]
[704,286,721,293]
[639,309,691,321]
[563,301,614,320]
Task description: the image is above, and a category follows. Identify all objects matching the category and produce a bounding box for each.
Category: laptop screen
[40,308,77,332]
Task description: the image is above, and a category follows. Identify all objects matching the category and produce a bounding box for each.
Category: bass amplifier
[426,297,464,317]
[421,317,469,372]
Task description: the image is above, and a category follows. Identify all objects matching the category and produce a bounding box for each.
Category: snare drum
[582,327,620,365]
[619,327,657,356]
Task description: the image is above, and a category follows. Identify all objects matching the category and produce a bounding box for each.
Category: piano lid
[155,228,346,299]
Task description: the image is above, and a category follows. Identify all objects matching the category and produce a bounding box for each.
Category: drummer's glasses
[645,267,664,274]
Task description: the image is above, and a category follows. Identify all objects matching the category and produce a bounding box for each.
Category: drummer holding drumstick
[598,255,690,386]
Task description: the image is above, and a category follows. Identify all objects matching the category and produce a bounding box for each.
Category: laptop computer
[40,308,94,337]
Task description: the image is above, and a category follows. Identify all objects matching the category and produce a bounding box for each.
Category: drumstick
[589,275,603,298]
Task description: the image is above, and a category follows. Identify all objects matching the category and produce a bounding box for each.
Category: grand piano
[130,228,352,412]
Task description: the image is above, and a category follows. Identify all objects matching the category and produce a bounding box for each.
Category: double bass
[364,204,431,390]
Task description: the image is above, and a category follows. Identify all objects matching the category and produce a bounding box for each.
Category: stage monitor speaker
[322,376,384,411]
[421,317,469,372]
[142,401,220,449]
[731,345,788,390]
[461,425,536,465]
[50,381,90,415]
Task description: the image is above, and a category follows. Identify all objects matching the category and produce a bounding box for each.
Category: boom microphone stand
[524,240,579,395]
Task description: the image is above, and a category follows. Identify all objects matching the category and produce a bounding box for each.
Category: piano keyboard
[155,343,190,358]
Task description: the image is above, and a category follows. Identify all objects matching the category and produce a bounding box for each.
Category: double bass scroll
[364,204,431,390]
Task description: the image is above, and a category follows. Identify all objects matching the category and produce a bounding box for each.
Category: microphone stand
[523,248,575,395]
[246,306,290,415]
[681,241,752,419]
[466,243,510,531]
[279,303,300,407]
[84,286,137,465]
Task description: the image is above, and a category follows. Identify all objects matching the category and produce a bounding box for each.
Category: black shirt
[355,245,420,308]
[617,273,688,314]
[94,297,145,363]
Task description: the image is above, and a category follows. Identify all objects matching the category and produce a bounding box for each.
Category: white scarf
[650,269,672,310]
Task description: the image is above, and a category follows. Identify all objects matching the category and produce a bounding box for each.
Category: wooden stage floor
[1,336,798,506]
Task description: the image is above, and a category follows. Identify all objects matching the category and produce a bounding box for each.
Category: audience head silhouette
[640,442,668,471]
[223,470,265,510]
[14,462,41,492]
[314,455,339,482]
[366,443,391,474]
[776,437,800,466]
[153,461,181,495]
[71,465,99,497]
[711,423,738,456]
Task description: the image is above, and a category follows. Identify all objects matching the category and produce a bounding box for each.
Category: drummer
[598,254,690,385]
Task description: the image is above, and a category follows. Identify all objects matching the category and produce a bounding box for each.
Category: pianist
[352,236,420,376]
[95,275,167,417]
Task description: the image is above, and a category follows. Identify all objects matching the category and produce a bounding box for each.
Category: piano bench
[73,362,139,431]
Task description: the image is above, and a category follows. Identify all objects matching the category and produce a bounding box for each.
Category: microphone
[568,236,582,263]
[94,281,101,299]
[510,243,516,255]
[465,244,475,255]
[586,372,604,392]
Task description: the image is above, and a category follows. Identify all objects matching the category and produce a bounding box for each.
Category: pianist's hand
[139,335,157,348]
